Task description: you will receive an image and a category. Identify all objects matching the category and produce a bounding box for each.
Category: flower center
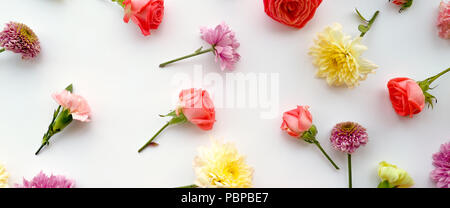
[17,23,37,44]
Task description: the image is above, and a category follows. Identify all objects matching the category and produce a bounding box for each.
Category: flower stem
[348,154,352,188]
[138,122,171,153]
[360,10,380,37]
[35,143,46,155]
[426,67,450,84]
[175,184,198,188]
[0,48,5,53]
[159,48,214,68]
[313,141,340,170]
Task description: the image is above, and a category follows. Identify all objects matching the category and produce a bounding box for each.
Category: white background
[0,0,449,188]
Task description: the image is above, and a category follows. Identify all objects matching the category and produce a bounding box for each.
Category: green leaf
[355,8,368,22]
[65,84,73,93]
[195,46,203,53]
[358,25,369,33]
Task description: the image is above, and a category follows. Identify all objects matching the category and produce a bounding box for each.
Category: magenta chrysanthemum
[431,142,450,188]
[16,171,74,188]
[330,122,368,154]
[0,22,40,59]
[200,22,240,71]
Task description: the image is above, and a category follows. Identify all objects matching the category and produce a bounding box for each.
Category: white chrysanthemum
[193,139,253,188]
[309,23,378,88]
[0,163,9,188]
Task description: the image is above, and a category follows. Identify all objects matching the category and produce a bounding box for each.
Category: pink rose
[52,90,91,122]
[178,88,215,130]
[281,105,313,137]
[387,77,425,117]
[123,0,164,36]
[437,1,450,39]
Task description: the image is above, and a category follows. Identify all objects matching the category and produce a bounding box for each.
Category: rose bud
[281,106,339,170]
[138,88,216,153]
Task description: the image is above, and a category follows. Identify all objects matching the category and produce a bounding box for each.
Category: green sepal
[160,110,187,125]
[112,0,125,8]
[52,108,73,133]
[65,84,73,93]
[377,180,395,188]
[399,0,413,12]
[301,125,318,144]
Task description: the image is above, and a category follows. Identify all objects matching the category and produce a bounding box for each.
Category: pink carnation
[52,90,91,122]
[431,142,450,188]
[16,171,75,188]
[330,122,368,154]
[200,22,240,71]
[0,22,40,59]
[437,1,450,39]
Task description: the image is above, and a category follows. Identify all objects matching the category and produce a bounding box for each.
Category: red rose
[123,0,164,36]
[263,0,322,29]
[387,77,425,117]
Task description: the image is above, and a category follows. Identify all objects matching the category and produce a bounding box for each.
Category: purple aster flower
[431,142,450,188]
[0,22,40,59]
[159,22,240,71]
[330,121,368,188]
[330,121,368,154]
[15,171,75,188]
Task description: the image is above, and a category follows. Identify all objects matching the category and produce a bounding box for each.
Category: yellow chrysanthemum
[378,161,414,188]
[193,139,253,188]
[309,23,378,88]
[0,163,9,188]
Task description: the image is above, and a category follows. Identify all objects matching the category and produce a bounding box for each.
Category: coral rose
[263,0,322,29]
[178,88,216,131]
[387,77,425,117]
[281,105,313,137]
[123,0,164,36]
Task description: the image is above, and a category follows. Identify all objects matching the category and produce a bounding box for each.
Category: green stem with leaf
[417,67,450,108]
[301,125,340,170]
[138,110,187,153]
[138,122,170,153]
[0,48,5,53]
[159,47,214,68]
[355,9,380,37]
